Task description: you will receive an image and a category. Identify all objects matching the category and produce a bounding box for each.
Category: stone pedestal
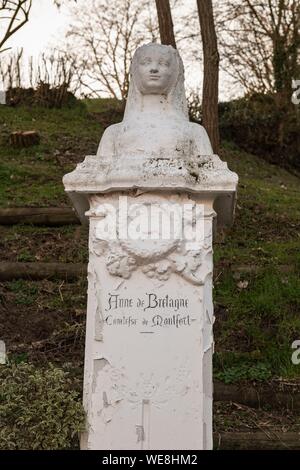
[63,43,238,450]
[64,164,237,450]
[84,193,215,450]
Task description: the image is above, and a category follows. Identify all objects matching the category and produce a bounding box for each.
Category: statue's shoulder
[97,123,122,157]
[188,121,207,135]
[102,122,122,139]
[187,121,214,155]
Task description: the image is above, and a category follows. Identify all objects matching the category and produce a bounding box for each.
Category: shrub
[219,94,300,170]
[6,86,78,109]
[188,91,300,169]
[215,361,272,384]
[0,363,85,450]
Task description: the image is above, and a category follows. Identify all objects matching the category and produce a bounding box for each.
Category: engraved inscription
[104,292,196,332]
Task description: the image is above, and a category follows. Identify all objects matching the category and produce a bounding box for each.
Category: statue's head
[125,43,188,121]
[131,43,178,95]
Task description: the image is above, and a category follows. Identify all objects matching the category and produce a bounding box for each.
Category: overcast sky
[6,0,69,56]
[4,0,238,101]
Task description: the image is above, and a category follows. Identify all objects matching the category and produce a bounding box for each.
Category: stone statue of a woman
[63,42,238,452]
[63,43,238,227]
[97,43,213,160]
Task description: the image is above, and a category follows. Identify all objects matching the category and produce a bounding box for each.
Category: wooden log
[214,432,300,450]
[214,381,300,411]
[0,207,79,226]
[10,130,40,148]
[232,264,294,276]
[0,262,86,281]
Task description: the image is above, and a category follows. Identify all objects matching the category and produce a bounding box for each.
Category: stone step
[214,381,300,411]
[0,262,86,281]
[0,260,295,282]
[0,207,79,226]
[213,432,300,450]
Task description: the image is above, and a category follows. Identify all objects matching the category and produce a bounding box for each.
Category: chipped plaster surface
[63,44,237,450]
[80,195,215,450]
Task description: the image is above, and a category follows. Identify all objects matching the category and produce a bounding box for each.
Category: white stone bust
[97,43,213,160]
[63,43,238,228]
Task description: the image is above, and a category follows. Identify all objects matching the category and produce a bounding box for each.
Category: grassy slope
[0,100,299,383]
[0,102,101,206]
[215,143,300,381]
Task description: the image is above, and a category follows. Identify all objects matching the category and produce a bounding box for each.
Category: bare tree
[0,48,81,107]
[197,0,220,153]
[155,0,176,48]
[218,0,300,104]
[65,0,158,101]
[0,47,23,87]
[153,1,219,150]
[0,0,32,53]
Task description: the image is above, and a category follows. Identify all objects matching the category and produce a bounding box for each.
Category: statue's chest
[115,123,196,158]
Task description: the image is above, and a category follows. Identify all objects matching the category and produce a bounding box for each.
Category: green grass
[0,101,100,153]
[83,97,123,113]
[0,101,102,207]
[8,279,39,305]
[214,142,300,381]
[0,224,88,263]
[6,278,87,311]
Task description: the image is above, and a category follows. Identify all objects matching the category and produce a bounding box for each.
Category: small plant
[215,362,272,384]
[9,280,38,305]
[0,362,85,449]
[17,248,34,262]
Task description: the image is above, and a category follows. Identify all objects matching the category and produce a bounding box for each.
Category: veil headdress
[123,43,189,122]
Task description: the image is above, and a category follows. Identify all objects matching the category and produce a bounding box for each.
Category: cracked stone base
[80,193,214,450]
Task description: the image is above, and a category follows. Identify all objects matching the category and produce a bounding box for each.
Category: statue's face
[135,46,176,95]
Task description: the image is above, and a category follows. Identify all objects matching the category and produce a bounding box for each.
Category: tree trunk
[196,0,220,153]
[155,0,176,48]
[10,131,40,148]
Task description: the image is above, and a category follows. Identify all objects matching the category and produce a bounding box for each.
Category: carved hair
[124,43,189,121]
